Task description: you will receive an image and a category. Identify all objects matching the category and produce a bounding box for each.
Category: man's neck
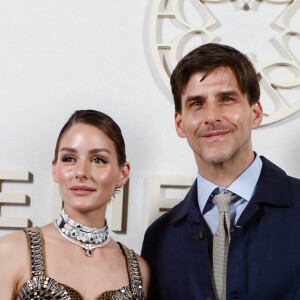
[196,152,256,188]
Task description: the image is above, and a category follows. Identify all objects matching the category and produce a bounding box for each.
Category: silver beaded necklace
[53,209,110,256]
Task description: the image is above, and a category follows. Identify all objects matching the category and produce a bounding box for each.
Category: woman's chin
[64,200,107,214]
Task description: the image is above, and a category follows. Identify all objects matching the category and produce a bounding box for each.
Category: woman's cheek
[57,166,74,181]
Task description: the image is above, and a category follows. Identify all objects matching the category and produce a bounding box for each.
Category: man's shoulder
[289,175,300,184]
[261,156,300,185]
[260,156,300,205]
[287,175,300,197]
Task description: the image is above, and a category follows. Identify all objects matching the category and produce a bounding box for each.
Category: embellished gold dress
[17,227,144,300]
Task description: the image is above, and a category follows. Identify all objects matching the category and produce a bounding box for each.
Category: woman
[0,110,149,299]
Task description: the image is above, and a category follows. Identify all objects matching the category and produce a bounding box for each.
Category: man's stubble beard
[192,132,252,167]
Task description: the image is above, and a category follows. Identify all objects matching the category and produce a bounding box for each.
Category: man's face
[175,66,262,169]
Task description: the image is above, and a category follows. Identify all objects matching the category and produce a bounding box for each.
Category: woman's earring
[112,185,121,199]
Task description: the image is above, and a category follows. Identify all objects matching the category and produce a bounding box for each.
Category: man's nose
[204,102,221,125]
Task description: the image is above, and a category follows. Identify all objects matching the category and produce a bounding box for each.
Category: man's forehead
[196,66,236,83]
[183,67,240,93]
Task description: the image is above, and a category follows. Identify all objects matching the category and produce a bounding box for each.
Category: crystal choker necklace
[53,209,110,256]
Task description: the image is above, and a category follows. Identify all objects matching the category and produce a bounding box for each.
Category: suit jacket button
[195,230,204,240]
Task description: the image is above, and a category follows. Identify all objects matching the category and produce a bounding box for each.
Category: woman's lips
[70,185,96,196]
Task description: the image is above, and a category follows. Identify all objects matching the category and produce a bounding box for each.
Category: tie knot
[212,191,235,213]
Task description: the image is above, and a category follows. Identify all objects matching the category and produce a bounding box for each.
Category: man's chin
[201,151,234,165]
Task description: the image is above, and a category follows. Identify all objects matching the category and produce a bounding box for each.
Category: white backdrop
[0,0,300,253]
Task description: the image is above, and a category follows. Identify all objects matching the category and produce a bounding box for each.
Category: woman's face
[52,123,129,214]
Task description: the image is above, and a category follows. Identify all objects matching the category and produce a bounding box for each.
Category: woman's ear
[117,162,130,188]
[52,160,58,182]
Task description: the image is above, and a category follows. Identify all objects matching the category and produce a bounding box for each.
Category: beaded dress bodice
[17,227,144,300]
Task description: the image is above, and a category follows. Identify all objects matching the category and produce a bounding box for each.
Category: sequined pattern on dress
[17,227,71,300]
[17,227,144,300]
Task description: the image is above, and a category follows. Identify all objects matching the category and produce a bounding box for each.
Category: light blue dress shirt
[197,155,263,234]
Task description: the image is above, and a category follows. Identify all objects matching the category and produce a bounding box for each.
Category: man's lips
[201,130,230,138]
[70,185,96,195]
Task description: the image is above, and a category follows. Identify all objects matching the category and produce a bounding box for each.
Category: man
[142,43,300,300]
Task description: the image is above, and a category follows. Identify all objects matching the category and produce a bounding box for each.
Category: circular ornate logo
[149,0,300,126]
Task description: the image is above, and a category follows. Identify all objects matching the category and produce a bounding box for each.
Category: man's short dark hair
[170,43,260,112]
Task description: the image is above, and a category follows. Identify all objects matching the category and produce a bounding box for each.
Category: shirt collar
[197,154,262,212]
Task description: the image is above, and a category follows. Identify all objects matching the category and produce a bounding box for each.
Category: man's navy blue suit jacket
[142,157,300,300]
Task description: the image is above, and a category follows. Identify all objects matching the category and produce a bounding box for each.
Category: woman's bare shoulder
[0,230,29,270]
[0,230,28,254]
[0,230,30,298]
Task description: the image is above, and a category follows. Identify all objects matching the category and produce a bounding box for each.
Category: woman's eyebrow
[59,147,111,154]
[59,147,76,153]
[89,148,111,155]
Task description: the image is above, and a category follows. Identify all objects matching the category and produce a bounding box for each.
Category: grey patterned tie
[212,191,236,300]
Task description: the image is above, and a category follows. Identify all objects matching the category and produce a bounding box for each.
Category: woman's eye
[62,156,75,163]
[92,157,106,164]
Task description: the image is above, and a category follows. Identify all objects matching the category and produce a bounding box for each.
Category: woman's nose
[75,161,89,179]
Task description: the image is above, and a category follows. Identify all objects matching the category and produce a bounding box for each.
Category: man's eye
[62,156,75,162]
[223,97,233,102]
[192,101,201,107]
[92,157,106,164]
